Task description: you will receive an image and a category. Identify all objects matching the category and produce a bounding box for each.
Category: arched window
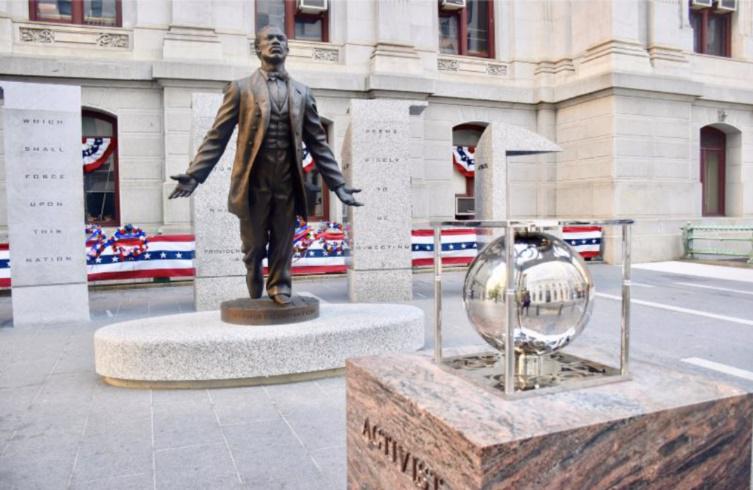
[700,126,725,216]
[82,110,119,225]
[452,123,486,219]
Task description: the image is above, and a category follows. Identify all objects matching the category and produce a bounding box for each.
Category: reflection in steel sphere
[462,231,594,356]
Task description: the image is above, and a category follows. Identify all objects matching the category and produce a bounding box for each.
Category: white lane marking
[675,282,753,296]
[633,261,753,284]
[630,282,655,288]
[596,292,753,326]
[682,357,753,382]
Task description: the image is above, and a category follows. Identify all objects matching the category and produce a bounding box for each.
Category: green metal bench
[681,223,753,264]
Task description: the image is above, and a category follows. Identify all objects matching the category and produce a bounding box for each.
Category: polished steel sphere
[462,231,594,356]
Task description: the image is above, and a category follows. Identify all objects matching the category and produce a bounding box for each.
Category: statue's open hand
[335,185,364,207]
[168,174,199,199]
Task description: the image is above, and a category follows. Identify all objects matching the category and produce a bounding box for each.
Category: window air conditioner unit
[441,0,466,11]
[455,195,475,217]
[716,0,737,12]
[690,0,713,9]
[297,0,327,15]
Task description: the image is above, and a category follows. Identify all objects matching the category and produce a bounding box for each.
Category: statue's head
[255,25,289,65]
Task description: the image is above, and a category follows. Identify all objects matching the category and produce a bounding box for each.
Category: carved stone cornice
[437,55,508,77]
[17,23,130,49]
[19,27,54,44]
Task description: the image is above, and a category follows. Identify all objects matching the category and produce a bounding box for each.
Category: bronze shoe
[270,293,291,306]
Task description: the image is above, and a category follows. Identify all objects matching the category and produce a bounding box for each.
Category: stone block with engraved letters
[190,93,245,310]
[0,81,89,325]
[343,99,424,303]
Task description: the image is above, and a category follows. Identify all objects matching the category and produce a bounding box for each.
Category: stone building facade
[1,0,752,262]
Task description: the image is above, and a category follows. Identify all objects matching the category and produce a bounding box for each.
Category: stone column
[162,0,222,61]
[190,93,245,311]
[343,99,425,303]
[370,0,422,77]
[0,81,89,325]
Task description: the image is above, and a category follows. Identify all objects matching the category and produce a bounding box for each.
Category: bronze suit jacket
[186,69,346,220]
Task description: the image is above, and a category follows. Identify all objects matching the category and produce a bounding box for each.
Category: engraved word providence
[361,418,446,490]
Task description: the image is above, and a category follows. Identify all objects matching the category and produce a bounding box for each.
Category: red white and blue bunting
[291,218,348,261]
[452,145,475,177]
[302,142,315,173]
[82,137,115,173]
[562,226,602,259]
[0,225,602,287]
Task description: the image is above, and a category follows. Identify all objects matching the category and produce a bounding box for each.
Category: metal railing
[431,218,633,397]
[682,223,753,264]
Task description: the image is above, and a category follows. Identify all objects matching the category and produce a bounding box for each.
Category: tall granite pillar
[343,99,425,303]
[475,123,561,221]
[0,81,89,325]
[190,93,245,311]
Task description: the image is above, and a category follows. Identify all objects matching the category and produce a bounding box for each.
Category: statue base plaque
[220,296,319,325]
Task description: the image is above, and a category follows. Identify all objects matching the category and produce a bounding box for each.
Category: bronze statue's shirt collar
[260,68,289,82]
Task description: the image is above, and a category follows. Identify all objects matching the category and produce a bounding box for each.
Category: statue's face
[256,26,288,64]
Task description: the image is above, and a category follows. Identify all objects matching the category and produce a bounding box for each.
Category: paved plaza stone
[1,264,753,489]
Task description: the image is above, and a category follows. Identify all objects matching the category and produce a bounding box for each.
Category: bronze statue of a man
[169,26,362,305]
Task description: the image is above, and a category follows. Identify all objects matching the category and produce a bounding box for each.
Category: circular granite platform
[94,303,424,388]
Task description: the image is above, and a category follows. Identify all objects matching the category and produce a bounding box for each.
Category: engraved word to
[361,418,446,490]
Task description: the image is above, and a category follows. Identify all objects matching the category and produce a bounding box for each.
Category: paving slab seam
[207,389,244,485]
[0,328,75,459]
[73,471,150,486]
[153,441,230,453]
[262,384,332,481]
[149,389,157,490]
[65,389,95,489]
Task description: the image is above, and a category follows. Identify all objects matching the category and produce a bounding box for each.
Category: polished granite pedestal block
[347,354,753,490]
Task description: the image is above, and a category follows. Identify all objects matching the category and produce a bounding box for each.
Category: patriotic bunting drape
[562,226,602,259]
[302,142,315,173]
[0,225,601,287]
[453,146,475,177]
[82,137,115,173]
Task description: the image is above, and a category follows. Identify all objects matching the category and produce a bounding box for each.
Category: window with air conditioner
[438,0,494,58]
[689,0,733,57]
[256,0,329,42]
[29,0,121,26]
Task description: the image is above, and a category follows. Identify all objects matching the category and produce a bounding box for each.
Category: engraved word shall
[361,418,446,490]
[24,146,65,153]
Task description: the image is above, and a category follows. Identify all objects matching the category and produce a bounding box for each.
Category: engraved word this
[361,418,446,490]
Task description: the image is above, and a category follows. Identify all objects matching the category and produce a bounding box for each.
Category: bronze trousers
[240,149,297,298]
